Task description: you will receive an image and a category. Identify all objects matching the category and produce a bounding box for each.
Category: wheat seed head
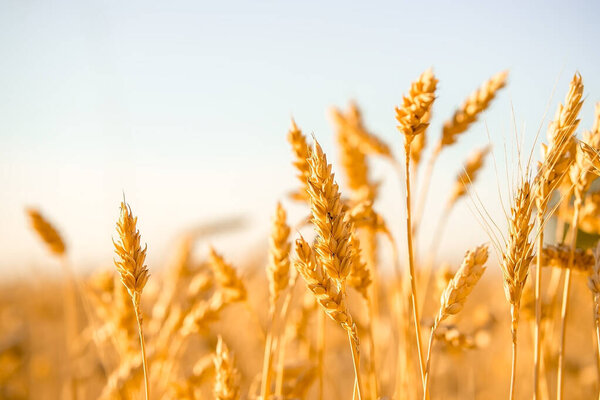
[335,114,371,195]
[395,68,438,145]
[436,244,488,325]
[539,244,594,274]
[293,236,359,344]
[26,208,66,256]
[441,70,508,148]
[113,201,150,303]
[347,230,371,300]
[306,139,354,282]
[267,202,291,306]
[571,102,600,200]
[330,102,392,158]
[536,73,584,209]
[500,180,535,311]
[213,336,240,400]
[287,118,311,201]
[208,247,247,303]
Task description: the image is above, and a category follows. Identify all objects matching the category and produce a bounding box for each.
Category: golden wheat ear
[213,336,241,400]
[113,200,150,400]
[26,208,67,256]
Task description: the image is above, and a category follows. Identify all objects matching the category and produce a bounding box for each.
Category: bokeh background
[1,0,599,276]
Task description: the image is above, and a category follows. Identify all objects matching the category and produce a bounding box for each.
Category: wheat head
[440,71,508,149]
[26,208,66,256]
[113,202,150,305]
[435,244,488,326]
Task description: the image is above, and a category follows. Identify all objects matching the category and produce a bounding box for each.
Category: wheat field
[4,70,600,400]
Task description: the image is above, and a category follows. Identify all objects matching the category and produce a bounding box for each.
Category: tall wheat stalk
[113,201,151,400]
[499,179,535,400]
[395,68,437,388]
[260,202,291,400]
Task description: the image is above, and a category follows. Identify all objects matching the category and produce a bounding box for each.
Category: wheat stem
[422,324,437,400]
[259,309,275,400]
[556,198,580,400]
[404,142,427,387]
[133,301,150,400]
[317,310,325,400]
[534,212,545,400]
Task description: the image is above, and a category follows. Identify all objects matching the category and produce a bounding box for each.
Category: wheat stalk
[260,202,291,400]
[499,179,535,400]
[395,68,438,390]
[113,201,151,400]
[423,245,488,399]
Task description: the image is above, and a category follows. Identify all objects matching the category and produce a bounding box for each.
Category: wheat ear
[423,245,488,399]
[330,102,392,158]
[113,201,150,400]
[287,119,311,202]
[395,68,438,390]
[214,336,241,400]
[415,70,508,228]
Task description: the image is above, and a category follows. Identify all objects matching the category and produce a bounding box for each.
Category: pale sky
[1,0,599,277]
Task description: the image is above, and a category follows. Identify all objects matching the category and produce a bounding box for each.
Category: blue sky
[1,0,599,275]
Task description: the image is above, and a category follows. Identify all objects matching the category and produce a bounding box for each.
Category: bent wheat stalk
[423,245,488,400]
